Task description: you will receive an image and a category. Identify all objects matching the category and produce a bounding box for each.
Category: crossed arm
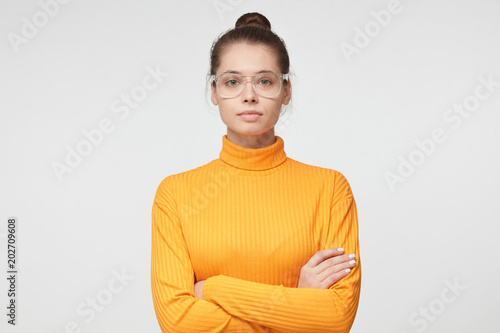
[195,247,356,295]
[151,182,361,332]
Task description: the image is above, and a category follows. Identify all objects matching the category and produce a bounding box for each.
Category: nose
[241,78,258,103]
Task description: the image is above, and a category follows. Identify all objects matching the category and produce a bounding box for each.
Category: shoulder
[286,157,350,184]
[153,159,218,203]
[287,158,354,203]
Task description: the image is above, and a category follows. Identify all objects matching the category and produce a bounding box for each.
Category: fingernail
[337,248,344,252]
[349,260,356,265]
[345,268,351,273]
[348,254,355,259]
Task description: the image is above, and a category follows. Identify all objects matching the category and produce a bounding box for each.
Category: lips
[238,111,262,115]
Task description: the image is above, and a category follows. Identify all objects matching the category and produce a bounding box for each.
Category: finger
[306,247,345,267]
[315,253,355,274]
[317,258,356,282]
[321,266,354,289]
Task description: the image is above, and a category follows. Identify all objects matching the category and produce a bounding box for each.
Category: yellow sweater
[151,135,361,332]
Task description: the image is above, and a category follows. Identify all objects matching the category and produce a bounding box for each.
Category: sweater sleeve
[151,179,270,332]
[202,173,361,333]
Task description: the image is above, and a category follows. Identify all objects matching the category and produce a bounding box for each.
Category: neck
[226,128,276,149]
[219,133,287,171]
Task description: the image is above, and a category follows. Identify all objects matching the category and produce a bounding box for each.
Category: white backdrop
[1,0,499,332]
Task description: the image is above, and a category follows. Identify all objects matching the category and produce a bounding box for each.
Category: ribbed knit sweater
[151,135,361,332]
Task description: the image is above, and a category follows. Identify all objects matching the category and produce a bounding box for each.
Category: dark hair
[209,12,290,77]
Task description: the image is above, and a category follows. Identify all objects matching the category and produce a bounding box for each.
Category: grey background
[1,0,499,332]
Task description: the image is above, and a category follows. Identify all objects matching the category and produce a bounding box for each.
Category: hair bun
[235,12,271,30]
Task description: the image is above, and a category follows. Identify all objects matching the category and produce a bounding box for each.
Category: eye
[225,79,240,87]
[258,79,272,86]
[255,74,278,87]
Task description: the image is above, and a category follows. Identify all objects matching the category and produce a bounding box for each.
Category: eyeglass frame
[210,72,290,99]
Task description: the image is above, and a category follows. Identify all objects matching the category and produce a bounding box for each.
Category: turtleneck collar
[219,135,287,171]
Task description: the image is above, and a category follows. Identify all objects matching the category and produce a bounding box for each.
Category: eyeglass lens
[217,73,282,98]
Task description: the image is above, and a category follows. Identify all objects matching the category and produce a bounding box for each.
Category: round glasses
[212,72,289,98]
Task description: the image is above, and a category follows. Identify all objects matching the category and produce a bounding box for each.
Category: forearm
[152,289,270,332]
[203,270,361,333]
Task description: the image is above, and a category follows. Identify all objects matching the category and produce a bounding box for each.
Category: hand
[297,248,356,289]
[194,280,206,299]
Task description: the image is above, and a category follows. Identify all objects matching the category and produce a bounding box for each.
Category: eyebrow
[221,70,276,75]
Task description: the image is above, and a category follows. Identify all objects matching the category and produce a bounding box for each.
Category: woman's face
[211,42,291,142]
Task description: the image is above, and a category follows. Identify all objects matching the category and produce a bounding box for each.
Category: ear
[210,81,219,106]
[282,79,291,105]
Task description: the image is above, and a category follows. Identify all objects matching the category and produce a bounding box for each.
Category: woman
[151,12,361,332]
